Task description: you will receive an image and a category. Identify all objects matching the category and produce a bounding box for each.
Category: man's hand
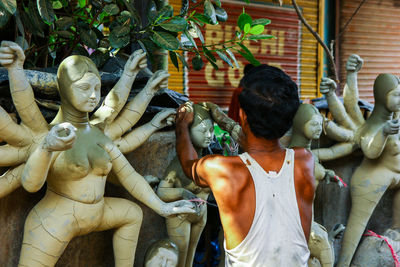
[144,70,170,96]
[0,41,25,70]
[124,49,147,77]
[346,54,363,73]
[320,77,337,97]
[176,102,194,128]
[42,123,77,151]
[151,108,176,129]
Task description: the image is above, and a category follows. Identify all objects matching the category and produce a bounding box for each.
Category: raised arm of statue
[359,120,399,159]
[0,41,48,134]
[105,70,170,140]
[323,118,354,142]
[205,102,242,142]
[320,77,356,131]
[21,123,76,192]
[91,50,147,127]
[101,142,196,217]
[115,108,175,154]
[343,54,365,126]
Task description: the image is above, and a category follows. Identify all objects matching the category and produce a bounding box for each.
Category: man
[175,64,315,266]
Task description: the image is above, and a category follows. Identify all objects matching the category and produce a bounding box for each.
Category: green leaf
[73,45,89,56]
[180,0,189,15]
[56,30,74,38]
[150,31,179,51]
[216,50,233,68]
[15,36,29,50]
[52,1,62,9]
[37,0,55,23]
[0,0,16,15]
[193,13,211,24]
[252,18,271,26]
[157,5,173,19]
[78,0,86,8]
[104,4,119,15]
[244,23,250,34]
[192,54,204,70]
[215,6,227,22]
[246,34,275,40]
[249,25,264,35]
[0,7,10,28]
[147,0,157,22]
[23,2,45,37]
[206,57,219,70]
[176,52,189,69]
[225,48,239,68]
[204,0,217,25]
[190,21,204,44]
[109,26,130,49]
[169,51,179,71]
[160,17,188,32]
[236,47,260,66]
[237,12,252,31]
[203,46,216,62]
[80,29,97,49]
[213,0,221,7]
[117,11,132,24]
[244,0,249,3]
[56,16,74,30]
[90,48,110,68]
[184,30,198,50]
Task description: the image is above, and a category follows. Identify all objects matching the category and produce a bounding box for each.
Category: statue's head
[144,239,179,267]
[292,103,322,140]
[190,103,214,149]
[57,55,101,113]
[373,73,400,112]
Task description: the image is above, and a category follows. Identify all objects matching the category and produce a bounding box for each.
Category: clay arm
[102,142,196,217]
[343,54,365,126]
[359,120,399,159]
[204,102,242,142]
[312,142,355,162]
[21,123,76,192]
[0,164,24,198]
[91,50,147,126]
[114,109,175,154]
[320,78,356,131]
[0,41,48,133]
[105,70,170,140]
[323,118,354,142]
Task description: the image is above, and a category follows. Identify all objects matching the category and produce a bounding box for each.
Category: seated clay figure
[157,103,213,267]
[0,41,196,267]
[145,239,179,267]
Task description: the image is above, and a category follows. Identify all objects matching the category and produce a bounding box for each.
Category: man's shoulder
[197,154,245,174]
[292,148,316,196]
[292,147,314,162]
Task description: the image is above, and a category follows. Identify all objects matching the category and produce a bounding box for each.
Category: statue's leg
[336,168,390,267]
[95,197,143,267]
[166,216,191,267]
[186,209,207,267]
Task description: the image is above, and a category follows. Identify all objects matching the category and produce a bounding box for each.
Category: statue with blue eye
[156,103,213,267]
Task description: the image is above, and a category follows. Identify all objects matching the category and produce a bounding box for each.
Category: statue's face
[386,85,400,112]
[145,248,178,267]
[303,114,323,140]
[190,119,214,148]
[66,72,101,113]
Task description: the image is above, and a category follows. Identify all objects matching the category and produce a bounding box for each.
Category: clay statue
[289,103,346,267]
[156,103,213,267]
[144,239,179,267]
[0,41,196,267]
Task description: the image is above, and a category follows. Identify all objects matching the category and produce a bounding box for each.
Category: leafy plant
[0,0,273,70]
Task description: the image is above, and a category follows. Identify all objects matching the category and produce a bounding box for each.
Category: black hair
[238,64,300,140]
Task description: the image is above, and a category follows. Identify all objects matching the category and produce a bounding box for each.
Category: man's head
[238,64,300,140]
[144,239,179,267]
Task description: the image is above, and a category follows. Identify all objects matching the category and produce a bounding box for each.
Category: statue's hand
[320,77,337,96]
[346,54,363,73]
[42,123,77,151]
[124,49,147,77]
[159,199,197,217]
[144,70,170,96]
[0,41,25,70]
[383,119,400,136]
[182,189,197,200]
[151,108,176,129]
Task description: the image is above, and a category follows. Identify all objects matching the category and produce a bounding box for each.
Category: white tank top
[224,149,310,267]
